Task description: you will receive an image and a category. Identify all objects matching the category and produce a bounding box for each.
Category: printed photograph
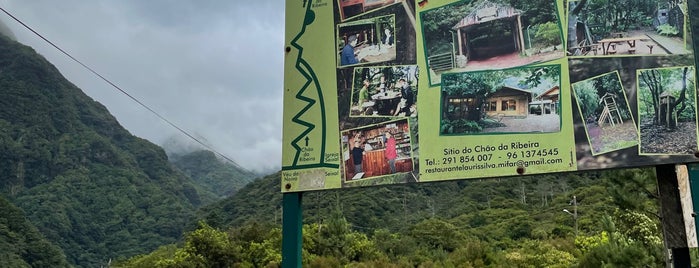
[338,15,397,67]
[568,56,698,169]
[440,65,562,135]
[567,0,692,56]
[420,0,564,85]
[341,119,414,181]
[350,65,418,117]
[637,66,697,155]
[572,71,638,155]
[337,0,410,21]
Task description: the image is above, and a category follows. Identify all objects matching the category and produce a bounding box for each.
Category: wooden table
[598,35,650,55]
[371,91,401,115]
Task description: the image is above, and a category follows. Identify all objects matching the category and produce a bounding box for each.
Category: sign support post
[281,192,303,268]
[688,164,699,262]
[656,164,690,267]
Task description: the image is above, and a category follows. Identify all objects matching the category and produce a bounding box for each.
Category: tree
[409,218,466,252]
[577,215,662,267]
[567,0,588,55]
[639,67,693,127]
[535,22,562,48]
[174,222,240,268]
[573,81,600,120]
[442,71,504,121]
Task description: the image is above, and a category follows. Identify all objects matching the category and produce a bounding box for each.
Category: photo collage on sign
[567,0,698,166]
[334,0,419,185]
[419,0,566,136]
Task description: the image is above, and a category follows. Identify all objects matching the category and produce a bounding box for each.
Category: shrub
[657,24,679,37]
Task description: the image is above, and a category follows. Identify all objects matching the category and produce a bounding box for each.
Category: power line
[0,6,252,174]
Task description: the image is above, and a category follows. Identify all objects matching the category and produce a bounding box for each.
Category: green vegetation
[572,72,632,122]
[171,150,257,198]
[657,24,680,37]
[440,65,559,134]
[535,21,563,48]
[638,67,696,125]
[569,0,662,41]
[0,34,252,267]
[422,0,560,55]
[119,168,666,267]
[0,196,70,268]
[4,1,699,266]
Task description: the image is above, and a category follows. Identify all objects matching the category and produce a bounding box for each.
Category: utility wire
[0,6,252,174]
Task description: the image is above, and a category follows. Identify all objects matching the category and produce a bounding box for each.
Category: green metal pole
[282,192,303,268]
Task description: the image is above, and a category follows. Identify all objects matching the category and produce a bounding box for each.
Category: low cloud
[1,0,285,172]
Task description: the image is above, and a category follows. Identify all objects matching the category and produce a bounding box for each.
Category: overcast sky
[0,0,284,173]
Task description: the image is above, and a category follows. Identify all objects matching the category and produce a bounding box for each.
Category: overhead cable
[0,6,252,174]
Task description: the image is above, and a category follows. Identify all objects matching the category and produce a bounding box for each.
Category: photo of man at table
[341,119,414,182]
[337,15,397,68]
[350,65,418,117]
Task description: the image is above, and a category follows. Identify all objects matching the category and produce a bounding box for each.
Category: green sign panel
[282,0,699,192]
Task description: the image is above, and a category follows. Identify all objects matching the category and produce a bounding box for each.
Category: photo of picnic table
[597,35,651,55]
[371,91,401,115]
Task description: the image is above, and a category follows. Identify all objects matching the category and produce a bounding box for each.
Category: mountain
[0,19,15,41]
[0,196,70,268]
[198,170,607,233]
[171,150,256,198]
[154,168,663,267]
[0,34,208,267]
[197,171,282,228]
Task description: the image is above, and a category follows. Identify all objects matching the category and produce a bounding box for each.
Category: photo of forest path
[572,71,638,155]
[429,52,562,83]
[638,66,697,154]
[568,0,691,56]
[483,114,559,133]
[585,121,637,153]
[640,118,697,154]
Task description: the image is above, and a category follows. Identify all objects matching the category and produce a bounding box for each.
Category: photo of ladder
[598,93,623,127]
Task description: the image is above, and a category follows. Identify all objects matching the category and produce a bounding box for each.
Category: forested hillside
[0,196,70,268]
[171,150,257,198]
[119,168,667,267]
[0,34,216,267]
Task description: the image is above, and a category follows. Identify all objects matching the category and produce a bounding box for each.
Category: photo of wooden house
[529,86,559,115]
[444,86,532,121]
[483,86,531,117]
[440,65,562,134]
[452,1,525,63]
[421,0,564,85]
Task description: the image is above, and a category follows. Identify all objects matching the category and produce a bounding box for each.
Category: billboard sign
[282,0,699,192]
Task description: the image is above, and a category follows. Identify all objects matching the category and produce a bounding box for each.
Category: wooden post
[656,164,691,267]
[516,15,525,53]
[400,1,416,30]
[374,20,380,48]
[457,28,463,56]
[688,164,699,250]
[666,98,671,128]
[282,192,303,268]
